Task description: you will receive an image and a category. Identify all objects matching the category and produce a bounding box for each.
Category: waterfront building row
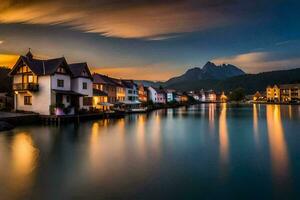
[8,51,192,116]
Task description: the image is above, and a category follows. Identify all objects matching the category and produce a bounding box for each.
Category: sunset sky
[0,0,300,80]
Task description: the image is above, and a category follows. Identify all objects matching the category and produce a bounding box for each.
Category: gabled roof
[92,73,124,87]
[93,73,115,85]
[9,51,70,76]
[93,89,108,96]
[121,80,136,89]
[69,62,92,80]
[150,87,166,94]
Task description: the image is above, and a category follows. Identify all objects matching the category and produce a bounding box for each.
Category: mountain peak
[165,61,246,85]
[185,67,201,74]
[202,61,217,70]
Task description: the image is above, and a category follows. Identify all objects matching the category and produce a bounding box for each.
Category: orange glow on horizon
[91,66,179,81]
[0,54,19,67]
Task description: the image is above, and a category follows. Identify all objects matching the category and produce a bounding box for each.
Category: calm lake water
[1,104,300,200]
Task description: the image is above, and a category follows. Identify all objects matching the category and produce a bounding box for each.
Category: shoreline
[1,101,299,132]
[0,103,190,131]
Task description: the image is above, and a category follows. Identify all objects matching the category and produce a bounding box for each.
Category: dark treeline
[0,67,12,93]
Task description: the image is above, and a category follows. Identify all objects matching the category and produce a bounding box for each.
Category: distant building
[121,80,139,103]
[200,90,206,102]
[148,87,158,103]
[206,90,217,102]
[267,84,300,103]
[148,87,166,104]
[175,92,188,103]
[156,89,166,104]
[266,85,280,102]
[93,73,118,103]
[138,84,148,102]
[253,91,263,101]
[279,84,300,103]
[220,92,228,102]
[166,89,176,102]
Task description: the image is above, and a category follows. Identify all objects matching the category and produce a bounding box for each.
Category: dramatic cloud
[0,0,249,39]
[213,51,300,73]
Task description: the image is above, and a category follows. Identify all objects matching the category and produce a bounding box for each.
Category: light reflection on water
[219,103,229,168]
[266,105,289,184]
[0,104,300,199]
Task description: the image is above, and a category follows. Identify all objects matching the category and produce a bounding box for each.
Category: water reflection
[209,103,216,132]
[89,122,101,169]
[253,104,259,144]
[266,105,289,183]
[12,133,37,176]
[136,115,146,160]
[1,104,300,199]
[219,103,229,168]
[152,112,162,155]
[10,132,38,199]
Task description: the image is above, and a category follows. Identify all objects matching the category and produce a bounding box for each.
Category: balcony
[13,83,39,92]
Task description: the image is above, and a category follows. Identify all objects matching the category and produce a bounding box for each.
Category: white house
[148,87,166,104]
[148,86,158,103]
[69,63,93,110]
[9,50,91,115]
[121,80,139,103]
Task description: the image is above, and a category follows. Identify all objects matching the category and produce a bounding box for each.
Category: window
[24,96,32,105]
[81,70,87,76]
[57,79,64,87]
[28,75,34,83]
[128,89,132,94]
[57,67,66,73]
[83,97,93,106]
[83,82,87,90]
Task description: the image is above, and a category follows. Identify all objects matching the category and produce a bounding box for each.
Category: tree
[229,88,245,102]
[0,67,12,93]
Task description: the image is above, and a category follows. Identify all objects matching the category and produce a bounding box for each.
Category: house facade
[69,63,93,110]
[93,73,118,103]
[138,84,148,102]
[93,88,111,110]
[112,78,126,102]
[148,87,158,103]
[166,89,176,102]
[266,85,281,102]
[279,84,300,102]
[9,51,91,115]
[121,80,139,102]
[156,89,166,104]
[266,84,300,103]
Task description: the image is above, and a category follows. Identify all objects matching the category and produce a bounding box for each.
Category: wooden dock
[39,112,125,125]
[0,112,39,126]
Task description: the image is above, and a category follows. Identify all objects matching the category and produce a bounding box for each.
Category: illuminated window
[24,96,32,105]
